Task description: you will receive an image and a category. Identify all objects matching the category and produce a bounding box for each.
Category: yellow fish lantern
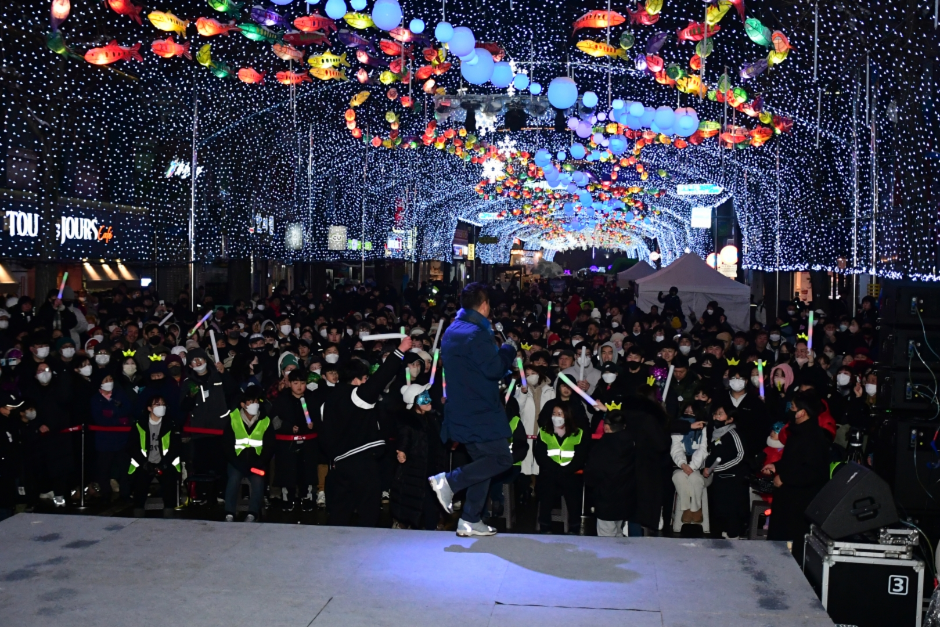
[350,90,370,107]
[196,43,213,66]
[767,48,788,66]
[385,111,398,124]
[343,12,374,29]
[645,0,663,15]
[308,50,349,68]
[759,111,772,124]
[308,67,348,80]
[378,70,398,84]
[576,40,624,58]
[705,0,731,26]
[148,11,190,37]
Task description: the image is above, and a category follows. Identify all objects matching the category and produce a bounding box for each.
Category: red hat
[853,346,870,357]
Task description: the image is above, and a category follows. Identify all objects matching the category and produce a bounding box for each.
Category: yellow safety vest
[508,415,522,467]
[539,428,583,467]
[128,423,180,474]
[231,410,270,456]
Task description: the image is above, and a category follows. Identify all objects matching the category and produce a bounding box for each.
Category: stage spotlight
[553,107,567,133]
[504,107,528,132]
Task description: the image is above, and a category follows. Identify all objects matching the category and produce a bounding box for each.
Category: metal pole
[852,74,859,308]
[813,0,819,81]
[815,87,822,149]
[775,139,781,313]
[189,86,198,309]
[361,138,367,282]
[78,426,86,509]
[870,81,877,282]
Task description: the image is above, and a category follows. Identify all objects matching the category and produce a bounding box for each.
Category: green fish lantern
[716,72,731,92]
[238,23,281,43]
[665,63,686,80]
[45,31,82,60]
[208,0,244,14]
[695,38,713,58]
[732,86,748,101]
[744,18,772,46]
[385,111,398,124]
[619,30,635,50]
[209,62,234,78]
[196,43,213,66]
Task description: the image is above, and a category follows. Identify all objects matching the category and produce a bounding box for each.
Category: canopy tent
[635,253,751,331]
[616,261,657,288]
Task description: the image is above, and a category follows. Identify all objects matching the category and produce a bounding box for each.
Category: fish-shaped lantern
[628,5,660,26]
[196,43,213,66]
[414,62,450,79]
[388,26,417,42]
[739,58,767,80]
[705,1,731,26]
[475,42,505,61]
[45,31,83,60]
[308,50,350,67]
[572,10,626,34]
[283,30,330,46]
[771,115,793,134]
[665,63,686,80]
[84,40,143,65]
[729,0,746,22]
[356,68,370,83]
[695,38,713,58]
[238,23,282,43]
[645,31,669,55]
[208,0,244,14]
[645,0,663,15]
[107,0,143,25]
[196,17,241,36]
[350,90,370,106]
[576,40,625,58]
[744,18,772,46]
[309,67,348,80]
[148,11,189,37]
[51,0,70,31]
[294,12,337,33]
[209,62,234,78]
[336,29,375,52]
[277,70,312,84]
[272,43,304,63]
[250,5,289,29]
[767,48,788,66]
[378,69,401,84]
[151,36,192,59]
[343,12,374,29]
[379,39,412,58]
[771,31,791,53]
[676,21,719,42]
[238,67,265,83]
[645,54,664,72]
[356,49,389,67]
[619,30,635,50]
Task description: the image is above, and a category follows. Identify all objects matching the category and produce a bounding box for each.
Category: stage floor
[0,513,833,626]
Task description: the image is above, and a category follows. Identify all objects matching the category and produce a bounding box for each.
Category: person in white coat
[560,342,602,396]
[671,400,711,524]
[514,365,555,477]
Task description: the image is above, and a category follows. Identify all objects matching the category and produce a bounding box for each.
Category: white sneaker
[316,491,326,508]
[453,500,463,511]
[381,490,390,503]
[52,496,66,508]
[245,513,257,522]
[456,519,497,537]
[224,514,234,522]
[39,491,54,500]
[428,473,454,514]
[109,479,120,493]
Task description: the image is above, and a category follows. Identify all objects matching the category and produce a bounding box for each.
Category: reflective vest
[231,410,270,456]
[539,428,583,467]
[128,423,180,474]
[508,415,522,467]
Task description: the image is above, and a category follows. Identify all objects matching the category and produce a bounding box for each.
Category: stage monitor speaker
[805,462,898,539]
[879,279,940,328]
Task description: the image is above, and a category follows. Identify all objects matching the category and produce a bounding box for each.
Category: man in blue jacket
[429,283,516,537]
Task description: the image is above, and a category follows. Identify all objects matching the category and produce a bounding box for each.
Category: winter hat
[400,383,430,409]
[55,336,75,350]
[278,352,299,376]
[416,350,432,363]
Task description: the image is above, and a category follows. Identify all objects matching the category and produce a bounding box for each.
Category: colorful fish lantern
[572,10,626,34]
[689,53,702,70]
[645,31,670,55]
[576,40,625,58]
[148,11,189,37]
[309,67,348,80]
[665,63,686,80]
[106,0,143,25]
[705,0,731,26]
[356,49,389,67]
[343,12,374,29]
[151,36,191,59]
[238,23,282,43]
[337,28,376,51]
[356,68,370,83]
[277,70,312,84]
[196,44,213,66]
[767,48,789,66]
[619,30,635,50]
[729,0,746,22]
[283,30,330,47]
[744,18,772,46]
[51,0,70,31]
[628,4,660,26]
[676,21,719,42]
[308,50,350,67]
[84,40,143,65]
[695,38,713,57]
[294,12,337,33]
[645,0,663,15]
[44,30,82,60]
[238,67,265,83]
[739,58,767,80]
[196,17,241,36]
[749,126,772,146]
[475,42,506,61]
[771,30,791,53]
[645,54,664,72]
[771,115,793,134]
[350,90,370,106]
[209,62,234,78]
[208,0,244,14]
[379,39,412,58]
[250,5,289,29]
[272,43,303,63]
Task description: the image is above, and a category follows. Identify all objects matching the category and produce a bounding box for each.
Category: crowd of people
[0,275,885,558]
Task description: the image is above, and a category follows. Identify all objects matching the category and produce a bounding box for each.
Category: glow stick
[406,369,411,385]
[431,321,444,353]
[504,379,516,403]
[250,468,265,476]
[546,302,552,330]
[807,310,814,351]
[187,311,212,337]
[209,330,221,365]
[442,368,447,399]
[757,361,765,400]
[517,357,527,390]
[57,272,68,299]
[705,457,722,476]
[557,372,597,407]
[429,348,440,385]
[661,365,675,401]
[300,397,312,427]
[158,312,174,327]
[360,333,406,342]
[400,326,406,336]
[579,346,586,381]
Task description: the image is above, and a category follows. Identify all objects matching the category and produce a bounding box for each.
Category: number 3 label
[888,575,909,596]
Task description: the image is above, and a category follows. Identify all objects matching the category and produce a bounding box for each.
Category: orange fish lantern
[749,127,772,146]
[673,138,688,149]
[196,17,241,36]
[151,36,191,59]
[401,95,413,108]
[676,21,719,42]
[389,58,404,74]
[272,43,303,63]
[415,65,434,80]
[689,54,702,70]
[654,69,674,85]
[379,39,412,58]
[51,0,70,30]
[84,40,143,65]
[771,31,791,53]
[719,125,749,147]
[628,4,660,26]
[344,109,356,122]
[107,0,143,25]
[237,67,265,83]
[275,70,311,85]
[422,78,435,93]
[371,137,382,147]
[293,12,337,33]
[352,128,363,139]
[572,10,626,33]
[646,55,664,73]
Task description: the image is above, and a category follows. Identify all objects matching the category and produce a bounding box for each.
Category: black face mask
[168,366,181,376]
[692,400,707,413]
[228,331,240,339]
[148,336,162,346]
[251,346,265,353]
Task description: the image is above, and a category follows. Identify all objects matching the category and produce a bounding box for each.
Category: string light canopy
[2,0,936,277]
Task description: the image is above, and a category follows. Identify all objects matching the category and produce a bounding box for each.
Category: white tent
[616,260,656,288]
[635,253,751,331]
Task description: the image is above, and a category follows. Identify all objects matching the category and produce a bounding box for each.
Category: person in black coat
[533,403,589,534]
[271,369,320,512]
[391,384,447,530]
[584,411,637,537]
[127,394,182,517]
[704,400,748,539]
[763,390,831,563]
[22,362,73,508]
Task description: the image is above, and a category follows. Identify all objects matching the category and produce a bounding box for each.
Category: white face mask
[93,334,104,343]
[36,347,50,359]
[611,322,619,328]
[706,309,714,315]
[654,335,664,343]
[293,327,300,337]
[24,409,37,420]
[577,355,591,367]
[6,359,16,367]
[101,381,114,392]
[320,329,328,338]
[306,382,318,391]
[836,373,851,387]
[0,320,8,329]
[346,329,354,336]
[246,402,260,415]
[61,347,75,359]
[839,324,848,332]
[633,331,641,336]
[152,405,167,418]
[678,345,691,355]
[551,415,565,428]
[95,354,110,365]
[280,325,292,336]
[769,333,781,342]
[864,383,877,396]
[36,371,52,384]
[324,353,339,364]
[78,365,93,377]
[192,362,207,373]
[526,374,540,387]
[325,380,335,387]
[123,364,137,377]
[257,304,265,311]
[86,348,96,358]
[602,372,617,384]
[750,376,761,388]
[729,378,746,392]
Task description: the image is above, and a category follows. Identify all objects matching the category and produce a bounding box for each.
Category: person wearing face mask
[221,386,276,522]
[35,288,78,339]
[703,402,747,539]
[617,346,649,395]
[514,366,555,477]
[583,411,640,537]
[22,363,73,508]
[762,390,830,563]
[49,337,77,377]
[663,356,698,419]
[93,346,113,373]
[271,369,322,513]
[0,392,21,521]
[90,373,133,502]
[115,354,142,405]
[182,348,238,505]
[670,399,711,525]
[138,361,183,431]
[17,334,52,380]
[533,404,588,534]
[127,395,182,517]
[557,341,601,398]
[723,364,770,469]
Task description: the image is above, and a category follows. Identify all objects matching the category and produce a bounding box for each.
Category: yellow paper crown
[797,333,809,341]
[726,357,740,366]
[148,354,165,362]
[521,343,532,351]
[646,375,656,386]
[122,349,136,357]
[605,400,622,410]
[756,359,767,368]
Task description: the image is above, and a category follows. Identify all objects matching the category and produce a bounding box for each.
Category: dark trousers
[224,463,265,516]
[95,450,127,498]
[708,473,748,538]
[275,440,318,500]
[130,467,179,508]
[536,470,583,529]
[191,436,225,499]
[420,485,441,530]
[445,439,513,524]
[326,455,382,527]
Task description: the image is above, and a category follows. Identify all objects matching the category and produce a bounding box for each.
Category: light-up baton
[158,312,174,327]
[300,397,312,428]
[442,368,447,399]
[187,311,212,337]
[557,372,597,407]
[807,310,814,351]
[504,379,516,403]
[360,333,406,342]
[757,360,765,400]
[546,301,552,330]
[57,272,68,300]
[517,357,527,390]
[661,364,675,400]
[429,348,440,385]
[579,346,586,381]
[209,329,221,365]
[431,321,444,353]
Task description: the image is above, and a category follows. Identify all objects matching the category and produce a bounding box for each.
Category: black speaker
[805,462,898,539]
